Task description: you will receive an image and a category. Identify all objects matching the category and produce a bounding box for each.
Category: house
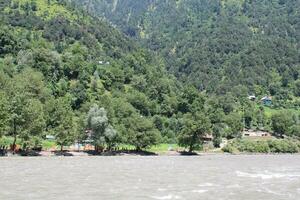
[261,96,272,106]
[243,130,272,137]
[201,133,213,142]
[201,133,214,151]
[46,135,55,140]
[248,95,256,101]
[98,61,110,65]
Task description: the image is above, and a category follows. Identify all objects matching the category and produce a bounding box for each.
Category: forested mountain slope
[75,0,300,107]
[1,0,300,153]
[0,0,192,149]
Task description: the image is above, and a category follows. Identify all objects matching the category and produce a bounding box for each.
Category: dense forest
[76,0,300,108]
[0,0,300,154]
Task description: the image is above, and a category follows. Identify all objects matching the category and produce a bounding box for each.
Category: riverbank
[2,149,300,157]
[1,150,197,157]
[2,138,300,157]
[0,146,227,157]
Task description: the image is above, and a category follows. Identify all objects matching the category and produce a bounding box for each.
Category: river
[0,155,300,200]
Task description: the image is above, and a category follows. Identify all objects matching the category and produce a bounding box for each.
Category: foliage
[126,114,161,151]
[79,0,300,109]
[87,105,117,150]
[178,111,211,152]
[0,92,10,137]
[271,111,294,137]
[224,112,243,139]
[223,139,300,154]
[0,0,300,152]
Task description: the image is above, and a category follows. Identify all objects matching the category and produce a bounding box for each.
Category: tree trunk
[12,134,17,154]
[60,145,63,152]
[189,133,197,153]
[12,119,17,154]
[188,142,194,153]
[136,146,141,152]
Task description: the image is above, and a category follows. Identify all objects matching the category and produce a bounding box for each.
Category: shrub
[223,139,300,154]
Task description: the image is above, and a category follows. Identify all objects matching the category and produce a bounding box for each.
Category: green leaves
[224,112,243,139]
[271,111,295,137]
[178,111,211,152]
[126,114,161,150]
[0,92,10,137]
[87,105,117,149]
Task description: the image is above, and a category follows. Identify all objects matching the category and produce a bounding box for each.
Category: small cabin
[201,133,213,142]
[201,134,214,151]
[248,95,256,101]
[46,135,55,140]
[261,96,272,106]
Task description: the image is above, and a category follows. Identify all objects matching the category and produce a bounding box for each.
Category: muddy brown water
[0,155,300,200]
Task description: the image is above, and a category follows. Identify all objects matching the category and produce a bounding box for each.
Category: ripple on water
[151,194,181,200]
[198,183,217,187]
[236,171,300,180]
[191,189,208,194]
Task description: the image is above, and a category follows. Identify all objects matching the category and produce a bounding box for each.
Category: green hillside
[0,0,300,153]
[76,0,300,108]
[0,0,187,151]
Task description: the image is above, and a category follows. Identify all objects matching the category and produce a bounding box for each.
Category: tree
[271,111,294,137]
[126,114,161,151]
[294,80,300,97]
[178,112,211,152]
[5,71,46,152]
[289,125,300,138]
[0,27,19,55]
[20,99,46,150]
[53,96,76,151]
[244,108,254,130]
[212,123,225,148]
[225,112,243,139]
[8,95,45,152]
[0,92,9,138]
[87,104,117,151]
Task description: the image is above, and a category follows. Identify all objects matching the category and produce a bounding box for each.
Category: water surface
[1,155,300,200]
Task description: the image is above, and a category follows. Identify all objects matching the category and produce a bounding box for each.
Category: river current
[1,155,300,200]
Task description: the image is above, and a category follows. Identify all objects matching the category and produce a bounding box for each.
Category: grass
[242,136,276,141]
[262,106,300,118]
[0,136,57,150]
[0,136,19,147]
[117,144,181,153]
[15,0,76,20]
[41,140,56,150]
[148,144,181,152]
[0,138,182,153]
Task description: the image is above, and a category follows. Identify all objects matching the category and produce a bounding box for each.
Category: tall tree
[5,70,46,152]
[178,112,211,152]
[53,96,76,151]
[0,92,9,138]
[126,114,161,151]
[87,104,117,151]
[225,112,243,139]
[271,111,294,137]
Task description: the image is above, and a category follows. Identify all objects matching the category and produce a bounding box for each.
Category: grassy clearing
[0,138,181,153]
[41,140,56,150]
[16,0,75,20]
[117,144,181,153]
[0,136,19,147]
[263,106,300,118]
[148,144,181,152]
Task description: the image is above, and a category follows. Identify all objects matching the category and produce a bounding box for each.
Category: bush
[222,144,239,154]
[268,140,299,153]
[223,139,300,154]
